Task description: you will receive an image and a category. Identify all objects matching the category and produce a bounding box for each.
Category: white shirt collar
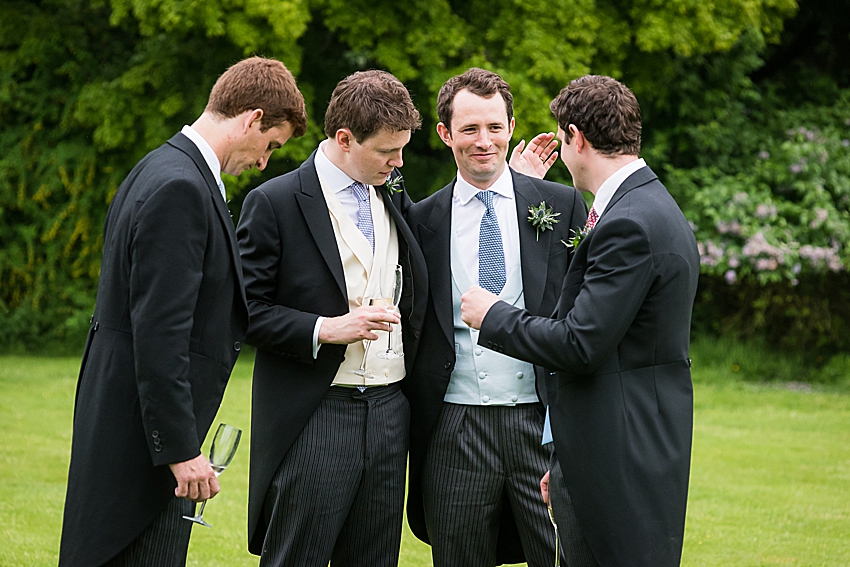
[315,140,360,193]
[454,164,514,205]
[181,125,225,201]
[591,158,646,216]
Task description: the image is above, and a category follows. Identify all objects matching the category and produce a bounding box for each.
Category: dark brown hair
[549,75,641,156]
[323,70,422,142]
[436,68,513,131]
[206,56,307,137]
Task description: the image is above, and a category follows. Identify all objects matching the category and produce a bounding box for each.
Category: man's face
[437,89,515,189]
[346,128,411,186]
[225,119,295,176]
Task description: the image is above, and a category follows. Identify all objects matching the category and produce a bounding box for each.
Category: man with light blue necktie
[403,68,587,567]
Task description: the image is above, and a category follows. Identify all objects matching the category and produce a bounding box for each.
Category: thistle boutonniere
[527,201,560,241]
[562,226,590,249]
[384,173,404,195]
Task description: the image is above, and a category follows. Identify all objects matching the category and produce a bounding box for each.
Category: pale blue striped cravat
[350,182,374,253]
[475,190,506,295]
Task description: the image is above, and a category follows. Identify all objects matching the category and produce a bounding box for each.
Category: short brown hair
[206,56,307,137]
[549,75,641,156]
[323,70,422,142]
[437,68,513,131]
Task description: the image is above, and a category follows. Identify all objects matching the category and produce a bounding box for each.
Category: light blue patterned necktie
[476,190,506,295]
[350,181,375,254]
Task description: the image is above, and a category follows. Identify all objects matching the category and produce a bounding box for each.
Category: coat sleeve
[478,215,655,374]
[129,178,207,466]
[237,188,320,364]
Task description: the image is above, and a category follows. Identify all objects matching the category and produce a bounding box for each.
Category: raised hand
[509,132,559,179]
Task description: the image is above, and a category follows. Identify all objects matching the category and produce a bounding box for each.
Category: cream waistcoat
[318,177,404,386]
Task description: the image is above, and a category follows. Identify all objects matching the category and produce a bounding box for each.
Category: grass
[0,339,848,566]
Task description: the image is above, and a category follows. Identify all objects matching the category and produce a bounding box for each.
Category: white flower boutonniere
[384,173,404,195]
[527,201,560,241]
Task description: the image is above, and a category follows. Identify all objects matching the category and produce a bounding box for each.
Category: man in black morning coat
[462,75,700,566]
[59,57,307,567]
[403,68,586,567]
[237,70,427,567]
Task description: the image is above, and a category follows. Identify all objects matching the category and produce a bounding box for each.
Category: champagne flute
[549,504,561,567]
[182,423,242,528]
[376,264,403,360]
[349,298,379,379]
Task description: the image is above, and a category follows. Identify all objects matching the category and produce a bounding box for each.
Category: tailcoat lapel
[294,154,348,300]
[512,170,549,315]
[599,166,657,222]
[420,182,454,345]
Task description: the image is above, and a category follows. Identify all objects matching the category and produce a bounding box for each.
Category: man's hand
[509,133,559,179]
[169,454,219,503]
[318,305,400,345]
[461,286,501,330]
[540,469,551,504]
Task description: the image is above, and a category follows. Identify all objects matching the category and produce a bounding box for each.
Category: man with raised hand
[59,57,307,567]
[404,68,586,567]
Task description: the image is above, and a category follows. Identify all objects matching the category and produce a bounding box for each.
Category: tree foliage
[3,0,849,354]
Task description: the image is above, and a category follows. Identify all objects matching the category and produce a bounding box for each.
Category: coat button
[151,430,159,438]
[516,372,524,379]
[511,395,518,402]
[482,396,490,403]
[154,446,162,452]
[478,372,486,380]
[234,341,242,351]
[475,349,483,356]
[444,362,452,370]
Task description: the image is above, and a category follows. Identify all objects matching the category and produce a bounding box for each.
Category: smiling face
[222,112,295,176]
[437,89,515,190]
[340,128,411,186]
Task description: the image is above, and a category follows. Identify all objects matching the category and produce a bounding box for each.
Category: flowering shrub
[670,96,850,287]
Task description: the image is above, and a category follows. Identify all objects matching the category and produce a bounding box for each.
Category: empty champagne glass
[183,423,242,527]
[376,264,403,360]
[349,298,378,379]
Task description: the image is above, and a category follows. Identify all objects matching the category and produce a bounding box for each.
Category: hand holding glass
[182,423,242,528]
[349,298,379,379]
[376,264,403,360]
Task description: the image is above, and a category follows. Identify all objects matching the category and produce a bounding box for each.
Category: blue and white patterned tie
[350,181,375,253]
[476,190,506,295]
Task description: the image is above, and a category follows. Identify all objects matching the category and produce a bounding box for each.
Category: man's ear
[436,122,453,147]
[244,108,264,132]
[335,128,354,152]
[569,124,586,152]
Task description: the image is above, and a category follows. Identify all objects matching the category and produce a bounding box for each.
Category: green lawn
[0,349,847,566]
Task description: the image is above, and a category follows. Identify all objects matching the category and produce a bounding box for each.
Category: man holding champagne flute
[236,70,428,567]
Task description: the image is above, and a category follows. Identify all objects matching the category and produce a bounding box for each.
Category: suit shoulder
[408,184,451,220]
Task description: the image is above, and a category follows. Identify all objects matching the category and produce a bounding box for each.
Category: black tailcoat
[236,152,428,554]
[478,167,700,566]
[403,169,586,564]
[59,133,249,566]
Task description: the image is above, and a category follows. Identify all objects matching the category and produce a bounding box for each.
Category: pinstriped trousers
[101,496,193,567]
[259,384,409,567]
[422,403,559,567]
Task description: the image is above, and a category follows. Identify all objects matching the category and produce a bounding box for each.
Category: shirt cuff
[312,316,325,359]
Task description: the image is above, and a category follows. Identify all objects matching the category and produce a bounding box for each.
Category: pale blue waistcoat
[444,226,538,406]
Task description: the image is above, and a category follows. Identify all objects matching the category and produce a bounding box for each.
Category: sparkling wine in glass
[182,423,242,528]
[348,298,379,379]
[549,504,561,567]
[376,264,403,360]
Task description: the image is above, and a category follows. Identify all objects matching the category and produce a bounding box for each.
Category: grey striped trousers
[102,496,193,567]
[422,403,559,567]
[259,384,409,567]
